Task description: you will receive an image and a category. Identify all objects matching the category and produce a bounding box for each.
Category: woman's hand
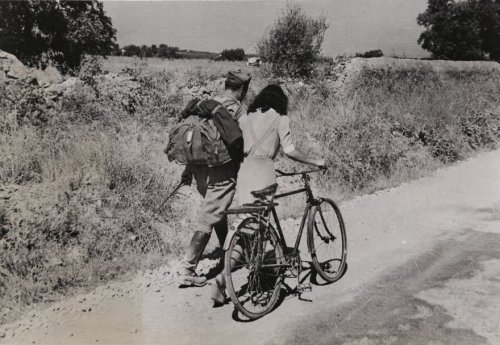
[286,149,326,168]
[315,158,326,169]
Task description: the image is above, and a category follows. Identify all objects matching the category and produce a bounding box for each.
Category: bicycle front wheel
[307,198,347,282]
[224,216,284,320]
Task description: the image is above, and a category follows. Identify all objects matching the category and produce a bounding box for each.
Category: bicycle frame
[266,173,318,257]
[222,168,325,258]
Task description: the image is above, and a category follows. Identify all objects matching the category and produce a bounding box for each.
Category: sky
[103,0,429,57]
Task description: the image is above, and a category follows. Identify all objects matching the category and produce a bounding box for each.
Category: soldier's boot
[178,231,211,288]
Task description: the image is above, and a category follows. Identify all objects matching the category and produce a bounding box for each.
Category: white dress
[236,108,295,205]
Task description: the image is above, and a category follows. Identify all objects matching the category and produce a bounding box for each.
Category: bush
[288,62,500,196]
[257,4,328,78]
[221,48,245,61]
[0,58,193,324]
[355,49,384,58]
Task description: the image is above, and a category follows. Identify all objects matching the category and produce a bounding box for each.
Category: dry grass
[274,60,500,217]
[101,56,252,80]
[1,56,499,323]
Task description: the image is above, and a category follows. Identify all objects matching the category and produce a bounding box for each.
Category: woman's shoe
[211,274,226,307]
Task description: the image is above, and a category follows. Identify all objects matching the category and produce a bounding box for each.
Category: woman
[211,84,325,305]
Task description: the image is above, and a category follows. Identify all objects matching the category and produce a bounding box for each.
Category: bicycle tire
[224,216,285,320]
[307,198,347,282]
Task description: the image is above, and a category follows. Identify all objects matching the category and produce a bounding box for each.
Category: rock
[45,77,80,95]
[0,50,32,80]
[32,65,62,86]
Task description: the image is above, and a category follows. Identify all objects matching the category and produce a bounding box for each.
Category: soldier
[213,70,251,121]
[178,70,251,288]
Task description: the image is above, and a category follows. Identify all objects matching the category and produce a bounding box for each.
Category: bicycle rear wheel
[307,198,347,282]
[224,216,284,320]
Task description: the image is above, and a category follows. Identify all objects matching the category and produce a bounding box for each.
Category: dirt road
[2,149,500,345]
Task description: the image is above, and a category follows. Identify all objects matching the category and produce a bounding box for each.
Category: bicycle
[222,168,347,320]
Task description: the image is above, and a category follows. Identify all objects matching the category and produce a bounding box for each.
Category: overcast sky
[103,0,429,57]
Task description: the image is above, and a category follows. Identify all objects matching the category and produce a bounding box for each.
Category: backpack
[214,96,245,121]
[165,100,233,167]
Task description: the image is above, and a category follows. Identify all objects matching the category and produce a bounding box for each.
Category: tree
[110,43,121,56]
[417,0,500,61]
[123,45,141,57]
[0,0,116,73]
[158,44,178,59]
[355,49,384,58]
[140,45,149,59]
[221,48,245,61]
[150,44,158,57]
[257,4,328,78]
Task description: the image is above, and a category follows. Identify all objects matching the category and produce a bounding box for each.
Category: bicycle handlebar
[276,167,327,177]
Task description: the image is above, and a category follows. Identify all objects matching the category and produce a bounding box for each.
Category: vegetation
[0,0,116,73]
[355,49,384,58]
[299,65,500,194]
[116,44,231,60]
[257,4,328,78]
[121,44,179,59]
[1,55,500,325]
[221,48,245,61]
[0,57,189,324]
[417,0,500,61]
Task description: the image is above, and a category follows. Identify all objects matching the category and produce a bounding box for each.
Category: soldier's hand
[181,167,193,186]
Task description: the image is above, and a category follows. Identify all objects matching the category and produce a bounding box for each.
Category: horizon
[103,0,430,58]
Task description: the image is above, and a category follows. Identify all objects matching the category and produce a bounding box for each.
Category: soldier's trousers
[191,162,237,245]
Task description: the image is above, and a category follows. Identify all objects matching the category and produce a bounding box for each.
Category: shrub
[257,4,328,78]
[355,49,384,58]
[287,62,500,196]
[221,48,245,61]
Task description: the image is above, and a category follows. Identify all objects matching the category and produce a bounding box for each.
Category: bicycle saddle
[250,183,279,198]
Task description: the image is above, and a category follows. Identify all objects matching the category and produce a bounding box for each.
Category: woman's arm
[286,149,325,167]
[278,116,325,167]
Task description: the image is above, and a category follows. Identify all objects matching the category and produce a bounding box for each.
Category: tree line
[116,45,246,61]
[117,44,180,59]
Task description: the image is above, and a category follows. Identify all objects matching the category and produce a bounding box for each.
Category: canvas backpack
[165,101,233,167]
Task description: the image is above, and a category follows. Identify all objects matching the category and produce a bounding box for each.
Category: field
[1,54,500,324]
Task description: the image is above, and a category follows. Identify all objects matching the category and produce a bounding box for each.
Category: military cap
[226,70,251,88]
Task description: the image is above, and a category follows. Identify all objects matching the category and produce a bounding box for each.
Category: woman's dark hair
[248,84,288,115]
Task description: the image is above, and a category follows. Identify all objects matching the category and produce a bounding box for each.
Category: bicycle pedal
[297,283,312,293]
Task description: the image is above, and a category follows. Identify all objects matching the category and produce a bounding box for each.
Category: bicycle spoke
[307,199,347,282]
[318,209,337,242]
[225,216,284,319]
